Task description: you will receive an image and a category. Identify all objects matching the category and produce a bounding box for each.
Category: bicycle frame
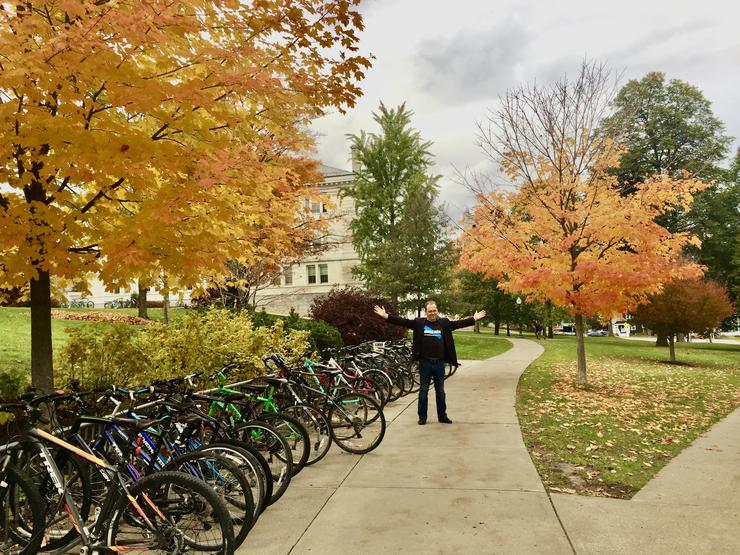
[2,425,168,551]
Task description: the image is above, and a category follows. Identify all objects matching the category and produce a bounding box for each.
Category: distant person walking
[373,301,486,425]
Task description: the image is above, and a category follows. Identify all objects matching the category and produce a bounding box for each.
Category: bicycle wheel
[407,362,421,394]
[237,422,292,506]
[0,465,45,555]
[197,441,270,519]
[281,404,332,466]
[163,451,254,548]
[350,374,386,408]
[18,446,93,553]
[328,393,386,455]
[363,369,393,406]
[259,412,310,477]
[384,368,405,402]
[107,471,234,554]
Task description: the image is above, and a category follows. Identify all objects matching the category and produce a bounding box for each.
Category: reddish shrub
[308,287,406,346]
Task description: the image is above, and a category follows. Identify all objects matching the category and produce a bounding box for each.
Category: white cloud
[312,0,740,221]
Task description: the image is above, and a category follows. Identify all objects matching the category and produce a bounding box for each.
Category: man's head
[425,300,439,321]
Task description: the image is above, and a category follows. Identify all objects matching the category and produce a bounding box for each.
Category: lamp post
[516,297,523,337]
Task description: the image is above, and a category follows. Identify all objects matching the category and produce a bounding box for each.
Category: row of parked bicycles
[0,339,457,554]
[63,298,135,309]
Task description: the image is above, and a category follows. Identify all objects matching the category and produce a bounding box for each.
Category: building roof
[319,164,354,179]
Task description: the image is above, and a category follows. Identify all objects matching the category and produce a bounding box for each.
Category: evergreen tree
[371,178,453,314]
[344,102,450,308]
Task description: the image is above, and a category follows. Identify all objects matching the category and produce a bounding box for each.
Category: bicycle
[0,391,236,554]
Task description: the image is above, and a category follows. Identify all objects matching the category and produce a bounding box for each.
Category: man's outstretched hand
[373,305,389,320]
[473,309,486,321]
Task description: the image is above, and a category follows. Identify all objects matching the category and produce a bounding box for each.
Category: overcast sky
[311,0,740,220]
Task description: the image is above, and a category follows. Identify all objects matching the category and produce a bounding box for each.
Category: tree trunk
[655,332,669,347]
[494,320,500,335]
[547,325,553,339]
[574,314,587,386]
[668,333,676,362]
[163,291,170,324]
[137,282,149,319]
[506,322,510,337]
[30,270,54,391]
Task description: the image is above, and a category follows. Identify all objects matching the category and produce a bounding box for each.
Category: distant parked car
[587,329,608,336]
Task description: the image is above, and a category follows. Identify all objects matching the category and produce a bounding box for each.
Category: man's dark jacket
[387,315,475,366]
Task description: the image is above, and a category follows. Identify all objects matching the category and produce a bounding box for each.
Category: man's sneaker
[418,417,427,425]
[439,416,453,424]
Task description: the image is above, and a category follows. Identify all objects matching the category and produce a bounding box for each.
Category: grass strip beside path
[516,336,740,498]
[452,330,512,360]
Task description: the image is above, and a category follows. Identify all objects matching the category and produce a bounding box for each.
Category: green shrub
[250,308,343,356]
[56,308,310,389]
[0,368,29,401]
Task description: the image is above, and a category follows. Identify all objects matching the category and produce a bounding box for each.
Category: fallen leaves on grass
[51,310,156,326]
[518,354,740,499]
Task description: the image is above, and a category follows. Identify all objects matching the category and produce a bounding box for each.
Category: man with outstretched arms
[373,301,486,425]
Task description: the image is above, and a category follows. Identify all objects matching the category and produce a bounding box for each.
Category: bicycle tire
[363,369,393,406]
[259,412,310,477]
[195,440,271,518]
[1,465,45,555]
[237,422,292,506]
[18,445,93,553]
[328,393,386,455]
[280,404,332,466]
[162,451,254,548]
[107,470,235,554]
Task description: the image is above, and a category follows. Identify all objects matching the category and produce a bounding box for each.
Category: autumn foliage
[308,287,406,346]
[633,278,734,362]
[0,1,370,387]
[461,62,707,384]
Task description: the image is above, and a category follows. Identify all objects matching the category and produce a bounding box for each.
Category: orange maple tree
[461,62,707,384]
[0,0,370,388]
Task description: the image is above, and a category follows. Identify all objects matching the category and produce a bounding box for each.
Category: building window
[304,198,327,217]
[284,267,293,286]
[307,265,316,284]
[319,264,328,284]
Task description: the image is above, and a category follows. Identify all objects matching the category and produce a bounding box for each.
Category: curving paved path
[239,338,575,554]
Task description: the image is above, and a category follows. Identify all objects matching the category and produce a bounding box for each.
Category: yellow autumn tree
[461,62,706,385]
[0,0,370,389]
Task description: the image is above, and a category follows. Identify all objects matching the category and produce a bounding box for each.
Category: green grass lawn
[0,307,187,376]
[452,329,513,359]
[517,335,740,498]
[0,307,97,375]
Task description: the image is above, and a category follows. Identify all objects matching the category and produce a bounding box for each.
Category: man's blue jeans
[418,359,446,420]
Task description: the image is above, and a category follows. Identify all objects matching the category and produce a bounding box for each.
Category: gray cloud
[412,11,532,106]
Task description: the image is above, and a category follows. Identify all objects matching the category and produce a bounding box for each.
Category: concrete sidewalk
[238,339,740,554]
[239,338,575,554]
